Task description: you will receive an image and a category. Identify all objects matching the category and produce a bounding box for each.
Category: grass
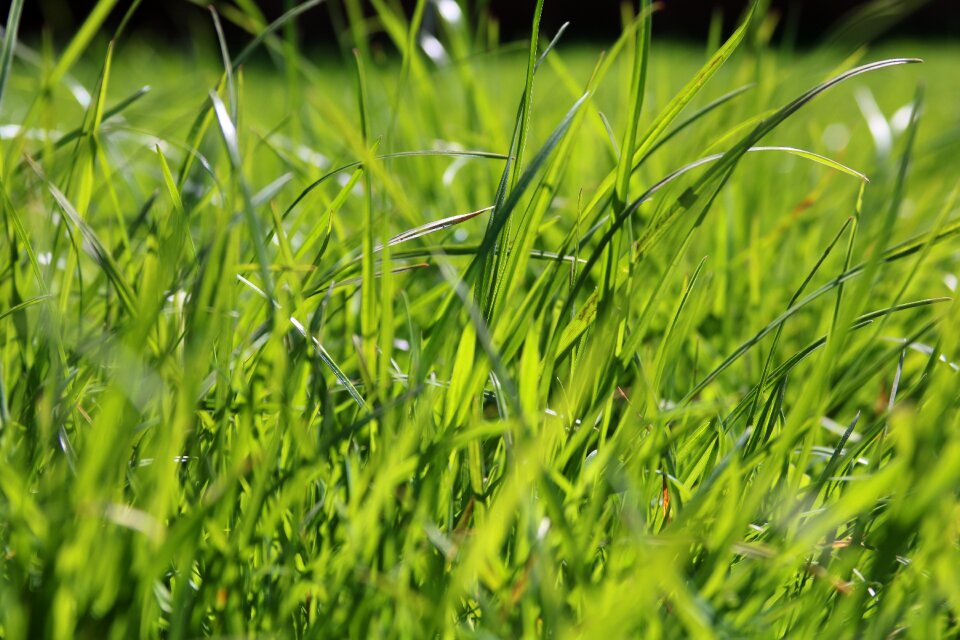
[1,0,959,637]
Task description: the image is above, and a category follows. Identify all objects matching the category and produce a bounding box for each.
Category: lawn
[1,0,959,637]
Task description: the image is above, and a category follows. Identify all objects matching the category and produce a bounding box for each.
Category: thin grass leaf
[209,6,238,124]
[381,205,494,250]
[26,156,137,315]
[0,294,54,322]
[290,316,367,409]
[0,0,24,113]
[48,0,120,86]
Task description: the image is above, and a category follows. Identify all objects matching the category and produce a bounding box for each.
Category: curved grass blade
[641,83,755,161]
[633,58,920,263]
[476,93,590,297]
[176,0,324,185]
[289,316,367,410]
[331,262,431,289]
[209,6,237,124]
[476,0,546,320]
[48,0,120,87]
[556,145,868,353]
[210,91,274,297]
[416,93,590,380]
[232,0,326,71]
[300,168,363,269]
[26,156,138,316]
[381,205,494,250]
[279,149,507,222]
[578,0,760,221]
[614,0,653,211]
[0,294,54,322]
[511,0,545,193]
[50,85,150,149]
[534,22,570,72]
[758,146,869,182]
[745,217,854,427]
[555,59,919,357]
[687,296,951,403]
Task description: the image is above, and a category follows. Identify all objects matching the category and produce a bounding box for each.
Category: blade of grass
[0,0,24,113]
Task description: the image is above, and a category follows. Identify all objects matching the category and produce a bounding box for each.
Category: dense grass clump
[1,0,959,637]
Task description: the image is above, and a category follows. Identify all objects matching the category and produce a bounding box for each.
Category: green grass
[1,1,960,637]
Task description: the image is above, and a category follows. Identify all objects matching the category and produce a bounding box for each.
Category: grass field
[1,0,960,637]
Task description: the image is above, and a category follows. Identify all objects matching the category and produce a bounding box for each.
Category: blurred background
[15,0,958,49]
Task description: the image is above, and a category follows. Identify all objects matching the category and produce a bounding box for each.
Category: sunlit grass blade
[48,0,119,86]
[0,0,24,113]
[382,205,493,249]
[26,155,137,315]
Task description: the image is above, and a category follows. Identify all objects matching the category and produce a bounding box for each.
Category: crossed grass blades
[1,0,959,637]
